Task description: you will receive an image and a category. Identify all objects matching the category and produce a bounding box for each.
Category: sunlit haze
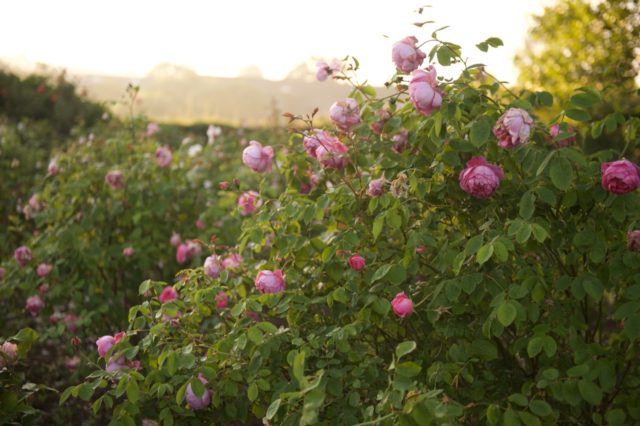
[1,0,547,86]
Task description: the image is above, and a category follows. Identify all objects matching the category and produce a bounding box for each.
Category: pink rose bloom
[0,341,18,368]
[155,145,173,167]
[549,123,576,147]
[367,177,385,197]
[114,331,126,343]
[329,98,361,132]
[238,191,261,216]
[185,374,211,410]
[36,263,53,277]
[315,138,349,170]
[176,243,190,264]
[196,219,205,230]
[146,122,160,137]
[493,108,533,149]
[186,240,202,258]
[628,230,640,252]
[106,357,127,372]
[242,140,273,173]
[96,335,116,357]
[222,253,243,269]
[170,232,182,247]
[25,295,44,316]
[392,36,427,73]
[303,129,339,159]
[255,269,286,294]
[48,159,59,176]
[409,66,443,116]
[348,255,365,271]
[601,159,640,194]
[105,170,124,190]
[0,267,5,280]
[204,255,223,279]
[392,129,410,153]
[14,246,32,267]
[215,291,229,309]
[39,283,49,296]
[316,59,340,81]
[160,286,178,304]
[122,247,135,257]
[459,156,504,199]
[65,355,81,370]
[391,292,413,318]
[29,194,41,212]
[207,125,221,144]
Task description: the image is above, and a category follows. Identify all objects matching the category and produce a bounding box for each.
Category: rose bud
[255,270,286,294]
[329,98,361,132]
[628,230,640,252]
[122,247,135,257]
[37,263,53,278]
[185,374,212,410]
[391,292,414,318]
[146,122,160,137]
[242,140,274,173]
[218,181,230,190]
[0,342,18,368]
[14,246,33,267]
[63,313,78,333]
[48,159,60,176]
[238,191,261,216]
[392,129,410,153]
[367,177,385,197]
[601,159,640,194]
[549,123,576,147]
[204,255,224,279]
[459,156,504,199]
[25,295,44,316]
[493,108,533,149]
[96,335,115,357]
[105,170,125,190]
[155,145,173,167]
[348,255,366,271]
[409,66,443,116]
[159,286,178,304]
[176,243,190,264]
[392,36,426,73]
[215,291,229,309]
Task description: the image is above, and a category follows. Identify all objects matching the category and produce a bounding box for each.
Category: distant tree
[238,65,264,79]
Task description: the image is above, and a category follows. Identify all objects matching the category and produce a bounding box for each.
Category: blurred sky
[0,0,550,85]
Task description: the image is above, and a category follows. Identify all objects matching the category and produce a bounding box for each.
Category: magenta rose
[155,145,173,167]
[601,159,640,194]
[493,108,533,149]
[105,170,124,190]
[367,177,385,197]
[159,286,178,304]
[459,156,504,199]
[238,191,261,216]
[391,292,413,318]
[329,98,361,132]
[255,269,286,294]
[96,335,116,358]
[392,36,426,73]
[185,374,211,410]
[549,123,576,147]
[122,247,134,257]
[204,255,223,279]
[25,295,44,316]
[409,66,443,116]
[176,243,189,264]
[215,291,229,309]
[242,140,273,173]
[14,246,32,267]
[348,255,365,271]
[628,230,640,252]
[36,263,53,278]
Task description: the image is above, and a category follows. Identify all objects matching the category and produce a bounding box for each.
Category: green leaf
[536,151,556,176]
[248,326,264,345]
[549,157,573,191]
[395,341,417,359]
[247,382,259,402]
[531,224,549,243]
[371,264,392,283]
[519,191,536,220]
[504,408,521,426]
[372,214,385,241]
[527,337,544,358]
[476,243,494,265]
[538,91,553,107]
[497,301,517,326]
[293,351,306,387]
[542,336,557,357]
[569,92,599,108]
[266,398,281,420]
[583,278,604,301]
[396,361,422,377]
[578,380,602,405]
[470,119,490,147]
[565,108,591,122]
[387,264,406,285]
[126,380,139,404]
[508,393,529,407]
[437,46,452,65]
[605,408,627,426]
[529,400,552,417]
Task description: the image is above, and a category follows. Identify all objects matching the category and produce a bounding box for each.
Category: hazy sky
[0,0,548,85]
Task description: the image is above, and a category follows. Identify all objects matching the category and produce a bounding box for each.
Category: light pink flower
[176,243,189,264]
[207,125,221,144]
[238,191,261,216]
[170,232,182,247]
[628,230,640,252]
[392,36,426,73]
[48,159,59,176]
[122,247,135,257]
[215,291,229,309]
[146,122,160,137]
[315,138,349,170]
[105,170,124,190]
[14,246,32,267]
[329,98,361,132]
[186,240,202,258]
[549,123,576,147]
[222,253,243,269]
[96,335,116,357]
[367,177,385,197]
[409,66,443,116]
[303,129,339,159]
[204,255,223,279]
[155,145,173,167]
[195,219,205,230]
[0,342,18,368]
[36,263,53,278]
[29,194,41,212]
[392,129,410,153]
[106,357,127,372]
[316,59,340,81]
[459,156,504,199]
[25,295,44,316]
[601,159,640,194]
[255,269,286,294]
[185,374,211,410]
[348,255,365,271]
[160,286,178,304]
[65,355,81,370]
[493,108,533,149]
[242,140,273,173]
[391,292,413,318]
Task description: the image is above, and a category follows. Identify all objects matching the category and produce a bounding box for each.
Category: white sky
[0,0,548,86]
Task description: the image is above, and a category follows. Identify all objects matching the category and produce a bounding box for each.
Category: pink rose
[315,138,349,170]
[493,108,533,149]
[39,283,49,296]
[392,129,409,153]
[15,246,32,267]
[303,129,338,159]
[238,191,261,216]
[392,36,426,73]
[0,341,18,368]
[215,291,229,309]
[391,292,413,318]
[36,263,53,277]
[409,66,443,116]
[549,123,576,147]
[329,98,361,132]
[204,255,223,279]
[242,140,273,173]
[255,269,286,294]
[186,240,202,258]
[29,194,41,212]
[367,177,385,197]
[628,230,640,252]
[601,159,640,194]
[146,122,160,137]
[207,125,221,144]
[459,156,504,199]
[27,295,45,316]
[170,232,182,247]
[96,335,116,357]
[185,374,211,410]
[348,255,365,271]
[106,357,127,372]
[160,286,178,304]
[114,331,126,343]
[105,170,124,190]
[48,159,59,176]
[222,253,243,269]
[176,243,190,264]
[122,247,135,257]
[155,145,173,167]
[195,219,205,230]
[316,59,340,81]
[65,355,81,370]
